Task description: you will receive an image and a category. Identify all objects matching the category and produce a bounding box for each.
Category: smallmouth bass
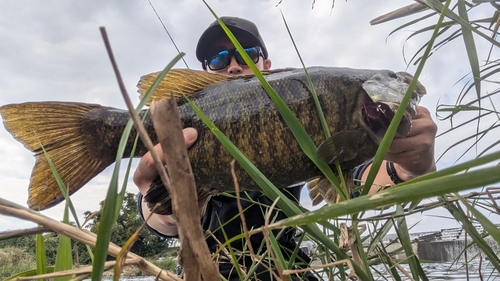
[0,67,425,212]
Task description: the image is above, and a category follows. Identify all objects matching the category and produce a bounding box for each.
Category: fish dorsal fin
[137,69,228,105]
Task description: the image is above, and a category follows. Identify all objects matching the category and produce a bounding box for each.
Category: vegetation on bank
[0,193,178,279]
[0,245,177,279]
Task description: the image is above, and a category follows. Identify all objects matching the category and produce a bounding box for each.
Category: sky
[0,1,499,234]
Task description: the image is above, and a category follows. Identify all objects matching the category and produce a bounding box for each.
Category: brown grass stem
[0,227,52,239]
[99,26,172,202]
[151,97,219,280]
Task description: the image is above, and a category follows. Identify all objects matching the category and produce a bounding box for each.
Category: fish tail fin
[0,102,112,210]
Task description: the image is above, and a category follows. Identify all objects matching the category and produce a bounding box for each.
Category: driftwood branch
[13,261,133,281]
[0,226,52,239]
[151,97,219,281]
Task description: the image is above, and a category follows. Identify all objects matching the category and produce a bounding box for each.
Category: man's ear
[264,59,272,70]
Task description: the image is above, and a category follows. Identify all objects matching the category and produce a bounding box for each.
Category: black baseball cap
[196,16,268,64]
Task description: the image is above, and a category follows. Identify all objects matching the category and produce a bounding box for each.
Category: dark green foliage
[149,256,178,272]
[84,192,176,260]
[0,232,59,265]
[0,192,177,270]
[0,247,37,279]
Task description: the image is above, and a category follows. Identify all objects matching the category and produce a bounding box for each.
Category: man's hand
[361,106,437,191]
[387,106,437,180]
[134,127,198,194]
[133,127,198,237]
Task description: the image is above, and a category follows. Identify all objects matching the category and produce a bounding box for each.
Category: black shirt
[138,162,371,280]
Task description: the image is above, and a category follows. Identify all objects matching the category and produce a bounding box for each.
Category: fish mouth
[361,94,411,140]
[361,71,425,141]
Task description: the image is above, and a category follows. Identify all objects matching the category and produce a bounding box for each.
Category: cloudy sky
[0,1,498,233]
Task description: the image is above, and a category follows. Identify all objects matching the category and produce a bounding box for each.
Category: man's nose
[226,56,243,75]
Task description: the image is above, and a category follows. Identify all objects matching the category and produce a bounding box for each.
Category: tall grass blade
[420,0,500,47]
[279,11,329,139]
[387,11,438,39]
[35,232,47,281]
[455,193,500,245]
[393,205,427,281]
[437,122,500,162]
[442,200,500,270]
[366,218,393,255]
[218,220,244,280]
[268,231,287,273]
[91,50,184,280]
[199,5,366,277]
[113,222,142,281]
[40,143,95,263]
[53,202,73,281]
[91,147,121,279]
[362,0,452,195]
[279,9,351,219]
[182,93,369,279]
[351,221,372,279]
[203,2,347,201]
[457,0,482,111]
[274,155,500,227]
[39,147,80,228]
[3,267,55,281]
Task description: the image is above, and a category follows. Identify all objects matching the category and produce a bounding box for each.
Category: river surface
[96,259,499,280]
[371,260,499,280]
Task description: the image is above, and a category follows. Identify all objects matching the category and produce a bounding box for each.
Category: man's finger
[183,127,198,148]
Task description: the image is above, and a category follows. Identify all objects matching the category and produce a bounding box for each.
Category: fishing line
[147,0,190,69]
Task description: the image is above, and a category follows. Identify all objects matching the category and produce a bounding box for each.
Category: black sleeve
[136,193,179,239]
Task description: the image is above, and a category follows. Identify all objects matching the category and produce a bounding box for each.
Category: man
[134,17,437,280]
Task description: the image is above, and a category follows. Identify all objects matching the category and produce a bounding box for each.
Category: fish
[0,67,425,213]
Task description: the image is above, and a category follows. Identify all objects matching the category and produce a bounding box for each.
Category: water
[98,260,500,280]
[371,260,499,281]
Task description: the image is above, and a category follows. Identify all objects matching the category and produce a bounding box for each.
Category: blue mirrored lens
[208,50,230,70]
[206,46,261,71]
[235,47,260,65]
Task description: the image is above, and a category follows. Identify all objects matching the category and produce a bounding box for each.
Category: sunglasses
[204,46,264,71]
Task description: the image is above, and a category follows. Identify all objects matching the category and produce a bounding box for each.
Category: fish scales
[176,68,376,195]
[87,68,376,194]
[0,67,425,210]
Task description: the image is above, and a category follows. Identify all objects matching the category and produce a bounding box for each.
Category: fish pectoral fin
[316,130,363,165]
[306,177,323,206]
[137,69,228,105]
[339,223,351,250]
[306,172,355,206]
[307,177,340,206]
[144,176,214,216]
[145,176,173,215]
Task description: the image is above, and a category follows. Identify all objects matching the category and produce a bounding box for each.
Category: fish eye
[387,71,397,79]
